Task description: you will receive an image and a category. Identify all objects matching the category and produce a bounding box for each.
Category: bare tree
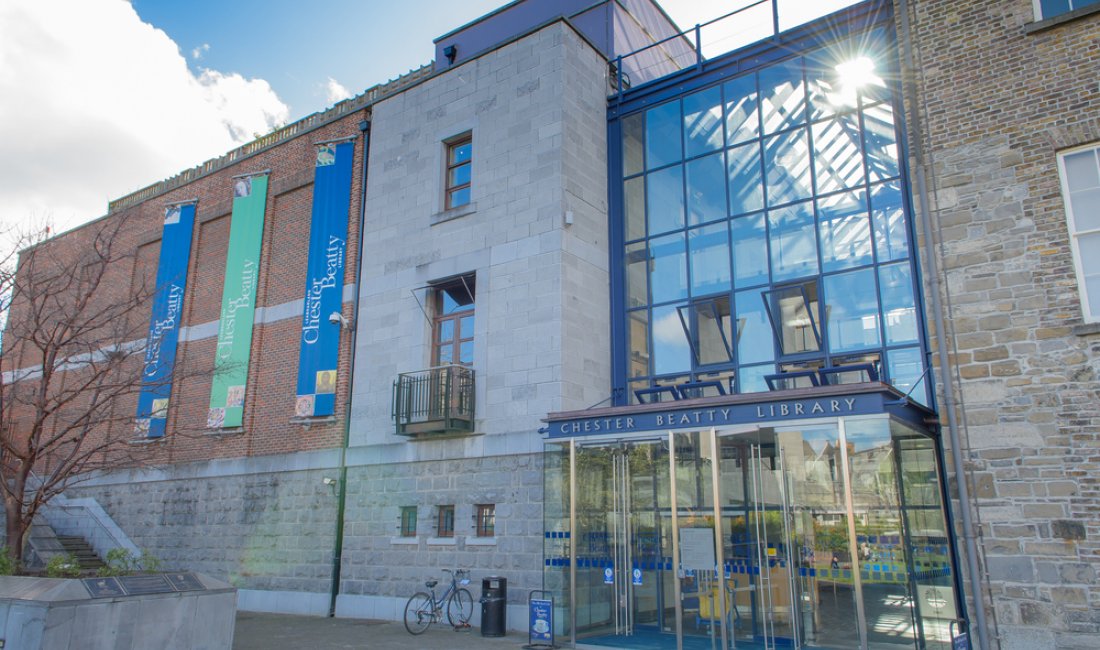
[0,216,197,565]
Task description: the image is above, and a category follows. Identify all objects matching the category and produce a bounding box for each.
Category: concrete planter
[0,573,236,649]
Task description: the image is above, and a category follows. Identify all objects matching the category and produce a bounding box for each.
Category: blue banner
[295,140,354,417]
[135,203,196,438]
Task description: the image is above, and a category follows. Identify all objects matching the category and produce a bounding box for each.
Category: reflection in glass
[647,101,682,169]
[870,182,909,262]
[652,304,691,375]
[684,86,724,158]
[864,102,899,183]
[764,127,812,206]
[725,73,760,145]
[650,233,688,304]
[888,347,928,405]
[628,309,650,378]
[731,213,769,288]
[769,201,819,281]
[824,268,881,352]
[765,282,822,355]
[813,113,864,194]
[647,165,685,235]
[687,152,727,225]
[625,177,645,242]
[735,288,775,364]
[625,242,648,309]
[728,141,764,216]
[688,223,731,296]
[737,364,772,393]
[689,298,732,365]
[879,263,918,345]
[623,112,645,177]
[759,57,806,134]
[819,190,872,272]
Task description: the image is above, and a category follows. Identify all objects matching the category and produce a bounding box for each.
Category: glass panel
[766,283,822,356]
[626,242,649,309]
[769,201,819,282]
[694,298,733,365]
[864,102,900,183]
[459,341,473,365]
[759,57,806,134]
[819,190,872,272]
[438,346,453,364]
[653,304,692,375]
[437,319,454,343]
[448,187,471,208]
[1040,0,1071,18]
[1086,273,1100,318]
[1063,149,1099,190]
[449,141,471,164]
[737,365,772,393]
[448,163,471,187]
[686,152,726,225]
[650,233,688,304]
[879,263,919,345]
[1079,231,1100,273]
[813,113,864,194]
[459,315,474,336]
[888,347,928,405]
[731,213,769,288]
[764,127,812,206]
[824,268,882,352]
[628,309,650,378]
[871,181,909,262]
[688,223,731,296]
[646,100,683,169]
[1069,188,1100,232]
[735,288,775,365]
[728,141,764,216]
[724,73,760,145]
[647,165,685,236]
[806,50,845,121]
[624,177,646,241]
[673,431,722,644]
[683,86,724,158]
[623,112,645,177]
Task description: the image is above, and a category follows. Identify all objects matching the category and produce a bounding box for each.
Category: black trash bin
[480,576,507,637]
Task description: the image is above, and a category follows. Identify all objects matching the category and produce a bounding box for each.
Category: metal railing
[392,365,475,436]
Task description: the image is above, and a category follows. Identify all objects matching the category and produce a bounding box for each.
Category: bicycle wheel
[447,587,474,626]
[404,592,434,635]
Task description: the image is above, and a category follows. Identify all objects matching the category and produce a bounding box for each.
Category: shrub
[46,554,81,578]
[97,548,161,577]
[0,548,16,576]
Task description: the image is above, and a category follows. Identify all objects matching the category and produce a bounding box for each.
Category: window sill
[427,537,457,546]
[205,427,244,437]
[431,202,477,225]
[390,536,419,545]
[290,415,337,428]
[1073,322,1100,336]
[1024,5,1100,34]
[129,436,167,446]
[466,537,497,546]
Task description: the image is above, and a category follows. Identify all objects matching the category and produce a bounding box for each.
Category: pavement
[232,611,534,650]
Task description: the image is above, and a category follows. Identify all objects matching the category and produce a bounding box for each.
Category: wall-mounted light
[443,45,457,65]
[329,312,352,329]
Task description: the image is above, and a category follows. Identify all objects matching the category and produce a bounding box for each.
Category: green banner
[208,174,268,429]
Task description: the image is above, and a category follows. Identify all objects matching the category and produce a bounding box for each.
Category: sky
[0,0,851,237]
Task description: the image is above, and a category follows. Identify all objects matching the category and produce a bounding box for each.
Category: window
[475,504,495,537]
[400,506,417,537]
[445,134,472,209]
[437,505,455,537]
[432,275,475,366]
[1035,0,1100,20]
[1057,144,1100,323]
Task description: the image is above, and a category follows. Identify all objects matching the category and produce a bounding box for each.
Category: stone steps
[56,535,104,570]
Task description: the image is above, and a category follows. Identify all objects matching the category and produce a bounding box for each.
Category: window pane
[1079,231,1100,275]
[813,113,864,194]
[646,165,685,235]
[459,341,474,365]
[725,73,759,145]
[625,177,646,241]
[864,102,900,182]
[689,223,731,296]
[448,187,471,208]
[626,242,649,308]
[646,101,682,169]
[880,263,919,345]
[1070,188,1100,232]
[652,304,691,375]
[449,142,471,165]
[438,346,453,364]
[459,315,474,336]
[728,141,764,216]
[805,53,843,122]
[769,201,819,282]
[449,162,471,187]
[695,298,733,365]
[764,127,812,206]
[686,152,726,225]
[759,57,806,134]
[819,190,872,272]
[737,364,773,393]
[623,112,645,177]
[1064,150,1099,190]
[871,181,909,262]
[766,283,822,355]
[824,268,882,352]
[628,309,650,377]
[731,213,769,288]
[888,347,927,406]
[437,320,454,343]
[735,288,775,364]
[650,233,688,304]
[683,86,724,158]
[1040,0,1071,18]
[1085,273,1100,318]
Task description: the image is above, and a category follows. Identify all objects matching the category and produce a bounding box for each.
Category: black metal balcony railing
[392,365,475,436]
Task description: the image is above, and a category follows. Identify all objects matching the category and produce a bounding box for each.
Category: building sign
[135,202,195,439]
[208,173,269,429]
[294,140,354,418]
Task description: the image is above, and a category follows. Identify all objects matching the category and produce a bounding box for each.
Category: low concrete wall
[0,573,236,649]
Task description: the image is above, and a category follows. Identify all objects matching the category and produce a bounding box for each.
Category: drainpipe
[895,2,991,649]
[328,115,371,617]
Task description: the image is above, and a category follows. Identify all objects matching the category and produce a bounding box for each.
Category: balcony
[392,365,475,436]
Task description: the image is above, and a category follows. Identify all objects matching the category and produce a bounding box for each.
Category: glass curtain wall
[618,32,928,405]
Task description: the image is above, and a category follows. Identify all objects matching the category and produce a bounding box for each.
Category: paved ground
[232,611,532,650]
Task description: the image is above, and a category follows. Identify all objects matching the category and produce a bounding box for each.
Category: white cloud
[0,0,290,235]
[192,43,210,60]
[324,77,352,105]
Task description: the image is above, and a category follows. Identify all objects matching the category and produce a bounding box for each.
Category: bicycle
[403,568,474,634]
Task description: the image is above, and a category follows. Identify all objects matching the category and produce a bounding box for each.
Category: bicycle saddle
[425,579,438,588]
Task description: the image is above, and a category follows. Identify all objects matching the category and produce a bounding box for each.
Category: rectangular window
[400,506,417,537]
[475,504,495,537]
[437,505,455,537]
[1036,0,1100,20]
[445,134,472,209]
[1057,144,1100,322]
[432,274,475,366]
